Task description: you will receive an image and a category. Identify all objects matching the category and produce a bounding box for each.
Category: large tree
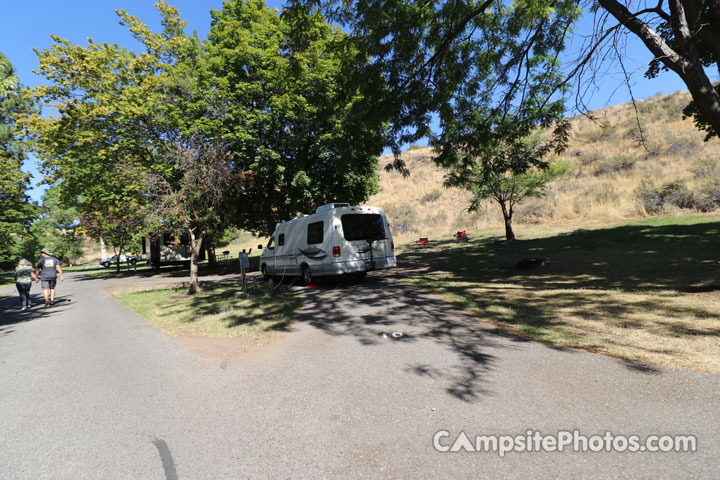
[313,0,720,144]
[293,0,580,171]
[23,2,238,292]
[0,51,37,268]
[207,0,388,234]
[23,1,388,292]
[79,172,146,272]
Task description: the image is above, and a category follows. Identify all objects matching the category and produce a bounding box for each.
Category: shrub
[666,135,701,156]
[694,186,720,212]
[423,211,447,226]
[636,182,664,214]
[690,157,720,180]
[636,100,657,115]
[577,150,605,166]
[593,155,636,176]
[590,183,618,203]
[636,181,695,214]
[421,188,443,203]
[643,140,664,159]
[390,205,419,233]
[586,123,617,143]
[660,182,695,209]
[516,201,553,224]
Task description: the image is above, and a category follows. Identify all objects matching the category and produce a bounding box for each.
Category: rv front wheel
[301,264,313,285]
[261,263,269,281]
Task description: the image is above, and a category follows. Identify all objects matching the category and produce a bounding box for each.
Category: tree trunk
[206,235,217,267]
[115,245,123,273]
[100,236,107,261]
[187,229,203,295]
[499,200,515,241]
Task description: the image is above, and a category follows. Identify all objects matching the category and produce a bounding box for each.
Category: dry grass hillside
[372,90,720,239]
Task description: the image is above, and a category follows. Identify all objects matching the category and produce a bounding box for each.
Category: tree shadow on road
[296,275,532,402]
[0,292,74,339]
[292,218,720,399]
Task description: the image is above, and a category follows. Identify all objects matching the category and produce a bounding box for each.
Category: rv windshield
[341,214,386,241]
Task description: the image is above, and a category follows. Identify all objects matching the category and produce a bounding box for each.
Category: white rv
[260,203,396,283]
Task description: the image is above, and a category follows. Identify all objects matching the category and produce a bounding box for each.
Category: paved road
[1,272,718,479]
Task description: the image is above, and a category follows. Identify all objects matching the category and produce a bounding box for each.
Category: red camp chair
[418,237,429,246]
[454,230,468,241]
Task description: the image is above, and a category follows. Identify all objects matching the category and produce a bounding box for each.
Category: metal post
[239,251,250,294]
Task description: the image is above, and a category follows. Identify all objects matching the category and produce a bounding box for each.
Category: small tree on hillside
[444,132,568,241]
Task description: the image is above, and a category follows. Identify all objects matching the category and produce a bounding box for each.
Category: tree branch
[400,0,495,89]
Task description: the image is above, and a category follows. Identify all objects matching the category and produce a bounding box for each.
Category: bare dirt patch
[172,330,289,363]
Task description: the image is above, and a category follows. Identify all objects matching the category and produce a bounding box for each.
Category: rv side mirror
[257,244,263,250]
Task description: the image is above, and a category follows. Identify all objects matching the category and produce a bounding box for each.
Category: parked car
[100,254,142,268]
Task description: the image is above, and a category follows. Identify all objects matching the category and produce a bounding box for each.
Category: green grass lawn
[113,282,301,338]
[392,214,720,373]
[89,256,260,280]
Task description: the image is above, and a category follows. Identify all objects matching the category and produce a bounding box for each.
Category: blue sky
[1,1,689,202]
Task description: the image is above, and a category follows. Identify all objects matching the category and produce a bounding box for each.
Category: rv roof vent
[316,203,350,213]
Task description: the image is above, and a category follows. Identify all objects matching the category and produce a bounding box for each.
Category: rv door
[264,236,276,274]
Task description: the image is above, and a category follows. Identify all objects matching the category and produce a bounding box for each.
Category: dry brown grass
[371,90,720,240]
[392,214,720,373]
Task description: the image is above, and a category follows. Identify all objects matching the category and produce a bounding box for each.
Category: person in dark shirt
[35,248,64,307]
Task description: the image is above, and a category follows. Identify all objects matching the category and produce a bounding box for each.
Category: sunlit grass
[114,282,301,338]
[392,214,720,372]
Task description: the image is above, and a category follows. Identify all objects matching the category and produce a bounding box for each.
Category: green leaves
[296,0,579,172]
[22,0,389,269]
[444,129,568,240]
[208,0,387,233]
[0,51,38,267]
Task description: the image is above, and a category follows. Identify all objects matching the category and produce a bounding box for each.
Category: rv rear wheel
[301,264,313,285]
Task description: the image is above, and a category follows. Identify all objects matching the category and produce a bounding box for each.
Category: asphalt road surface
[1,272,718,479]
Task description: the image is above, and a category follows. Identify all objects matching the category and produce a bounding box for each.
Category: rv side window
[341,214,386,241]
[307,221,324,245]
[278,233,285,246]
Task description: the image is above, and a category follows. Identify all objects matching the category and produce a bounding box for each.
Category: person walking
[35,248,64,307]
[13,258,38,311]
